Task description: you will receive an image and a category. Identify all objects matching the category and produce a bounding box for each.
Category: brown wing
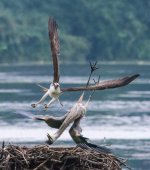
[61,74,139,92]
[34,113,68,129]
[48,17,60,83]
[69,117,112,153]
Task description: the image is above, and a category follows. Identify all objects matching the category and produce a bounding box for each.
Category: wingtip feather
[126,74,140,84]
[34,117,45,121]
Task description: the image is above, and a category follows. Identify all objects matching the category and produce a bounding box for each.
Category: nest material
[0,144,128,170]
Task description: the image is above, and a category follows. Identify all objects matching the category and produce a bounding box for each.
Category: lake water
[0,62,150,169]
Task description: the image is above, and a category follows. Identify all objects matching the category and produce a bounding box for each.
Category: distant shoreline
[0,60,150,67]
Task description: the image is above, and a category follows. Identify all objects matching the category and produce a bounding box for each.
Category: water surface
[0,63,149,170]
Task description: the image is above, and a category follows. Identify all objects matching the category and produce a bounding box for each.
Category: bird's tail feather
[76,133,112,154]
[78,142,112,154]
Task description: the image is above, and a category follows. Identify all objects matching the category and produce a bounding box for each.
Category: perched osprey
[31,17,139,109]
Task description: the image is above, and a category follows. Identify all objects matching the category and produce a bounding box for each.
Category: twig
[86,61,99,87]
[0,141,5,159]
[13,147,29,166]
[33,157,49,170]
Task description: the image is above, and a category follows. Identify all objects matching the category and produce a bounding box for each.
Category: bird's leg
[44,97,57,110]
[31,91,49,108]
[57,99,63,107]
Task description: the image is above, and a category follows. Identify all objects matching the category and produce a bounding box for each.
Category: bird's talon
[46,133,53,145]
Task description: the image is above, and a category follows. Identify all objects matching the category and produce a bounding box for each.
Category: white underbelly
[48,88,61,98]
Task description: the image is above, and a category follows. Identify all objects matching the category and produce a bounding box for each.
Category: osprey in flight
[31,17,139,109]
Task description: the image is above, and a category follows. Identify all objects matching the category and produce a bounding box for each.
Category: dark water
[0,62,150,169]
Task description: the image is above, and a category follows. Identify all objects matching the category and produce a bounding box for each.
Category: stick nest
[0,144,128,170]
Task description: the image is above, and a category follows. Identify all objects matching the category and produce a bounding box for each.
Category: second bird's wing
[69,117,112,154]
[34,112,68,129]
[48,17,60,83]
[61,74,139,92]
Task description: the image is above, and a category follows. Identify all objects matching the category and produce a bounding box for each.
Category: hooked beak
[53,83,59,89]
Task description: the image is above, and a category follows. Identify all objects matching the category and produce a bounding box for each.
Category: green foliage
[0,0,149,63]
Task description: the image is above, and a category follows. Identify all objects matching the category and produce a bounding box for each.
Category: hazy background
[0,1,150,170]
[0,0,150,64]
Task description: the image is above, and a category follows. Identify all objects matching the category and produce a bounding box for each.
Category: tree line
[0,0,150,63]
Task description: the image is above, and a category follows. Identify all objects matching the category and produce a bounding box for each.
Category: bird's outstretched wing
[34,112,68,129]
[61,74,139,92]
[48,17,60,83]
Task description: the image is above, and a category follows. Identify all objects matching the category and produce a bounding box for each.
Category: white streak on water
[0,72,147,84]
[0,124,150,143]
[0,89,29,93]
[88,100,150,113]
[119,91,150,98]
[0,73,88,84]
[0,102,31,111]
[0,100,150,113]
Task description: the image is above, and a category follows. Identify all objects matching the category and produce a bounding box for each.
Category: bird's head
[52,82,60,90]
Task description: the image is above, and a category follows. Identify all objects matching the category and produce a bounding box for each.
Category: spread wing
[48,17,60,83]
[61,74,139,92]
[34,113,68,129]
